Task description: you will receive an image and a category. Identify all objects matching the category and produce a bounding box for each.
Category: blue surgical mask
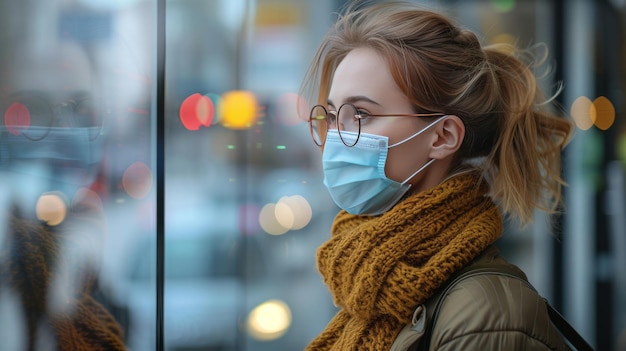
[0,126,104,203]
[322,116,446,215]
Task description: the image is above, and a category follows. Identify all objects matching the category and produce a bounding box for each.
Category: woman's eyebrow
[327,95,381,107]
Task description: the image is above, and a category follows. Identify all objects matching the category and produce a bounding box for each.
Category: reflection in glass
[0,1,155,350]
[2,90,104,140]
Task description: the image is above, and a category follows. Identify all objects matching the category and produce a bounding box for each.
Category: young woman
[300,1,574,350]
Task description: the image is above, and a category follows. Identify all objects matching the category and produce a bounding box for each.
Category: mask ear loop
[400,158,436,185]
[387,115,448,185]
[388,115,448,148]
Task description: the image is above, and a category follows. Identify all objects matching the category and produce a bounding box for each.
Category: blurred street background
[0,0,625,350]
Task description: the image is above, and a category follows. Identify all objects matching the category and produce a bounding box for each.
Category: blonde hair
[300,0,574,226]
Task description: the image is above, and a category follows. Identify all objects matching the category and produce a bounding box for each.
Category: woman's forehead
[328,47,407,108]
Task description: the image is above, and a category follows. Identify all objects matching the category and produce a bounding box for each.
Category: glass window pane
[4,0,621,350]
[163,0,337,350]
[0,0,157,350]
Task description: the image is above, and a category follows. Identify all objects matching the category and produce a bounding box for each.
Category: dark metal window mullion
[156,0,166,349]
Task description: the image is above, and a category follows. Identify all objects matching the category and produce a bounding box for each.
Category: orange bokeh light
[571,95,616,131]
[591,96,615,131]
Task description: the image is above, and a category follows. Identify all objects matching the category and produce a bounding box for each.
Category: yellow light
[220,90,258,129]
[490,33,516,49]
[247,300,292,341]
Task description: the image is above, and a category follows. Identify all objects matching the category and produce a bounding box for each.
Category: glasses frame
[2,90,105,141]
[308,103,446,147]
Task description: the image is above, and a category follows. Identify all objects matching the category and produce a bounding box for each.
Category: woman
[300,1,574,350]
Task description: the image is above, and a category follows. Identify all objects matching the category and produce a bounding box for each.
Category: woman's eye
[328,111,338,124]
[356,110,371,122]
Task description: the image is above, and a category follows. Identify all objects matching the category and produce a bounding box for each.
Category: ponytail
[481,44,573,226]
[298,1,574,227]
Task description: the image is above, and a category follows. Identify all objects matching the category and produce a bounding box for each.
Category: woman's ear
[428,115,465,160]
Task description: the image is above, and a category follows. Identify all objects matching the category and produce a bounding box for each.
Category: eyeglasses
[1,91,104,141]
[309,103,445,147]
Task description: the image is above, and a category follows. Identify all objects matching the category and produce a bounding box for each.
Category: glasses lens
[337,104,359,147]
[309,105,328,146]
[13,95,52,140]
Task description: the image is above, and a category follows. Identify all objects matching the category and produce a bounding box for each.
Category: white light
[246,300,291,341]
[259,203,288,235]
[274,197,295,229]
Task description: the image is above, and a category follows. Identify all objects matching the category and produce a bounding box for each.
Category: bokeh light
[274,199,295,229]
[490,33,516,50]
[571,96,594,130]
[196,95,214,127]
[219,90,258,129]
[591,96,615,131]
[4,102,30,135]
[122,161,153,199]
[259,195,313,235]
[259,203,289,235]
[36,191,68,226]
[205,93,222,125]
[275,195,312,230]
[491,0,516,12]
[571,95,616,131]
[247,300,292,341]
[179,93,214,130]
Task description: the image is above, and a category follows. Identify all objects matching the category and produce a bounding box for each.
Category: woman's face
[327,46,439,190]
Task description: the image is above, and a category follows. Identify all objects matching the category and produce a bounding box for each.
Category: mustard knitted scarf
[306,172,502,351]
[2,199,126,350]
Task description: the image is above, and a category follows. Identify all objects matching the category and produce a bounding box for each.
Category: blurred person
[0,37,126,350]
[300,1,584,350]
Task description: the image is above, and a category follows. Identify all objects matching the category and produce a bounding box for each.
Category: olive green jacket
[393,246,570,351]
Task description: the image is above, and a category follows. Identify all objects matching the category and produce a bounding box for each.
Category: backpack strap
[391,263,594,351]
[545,302,595,351]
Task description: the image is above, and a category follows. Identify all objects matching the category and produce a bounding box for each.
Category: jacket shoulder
[429,251,569,350]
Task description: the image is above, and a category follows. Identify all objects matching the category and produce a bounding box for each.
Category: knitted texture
[50,292,126,350]
[2,193,126,350]
[306,172,503,351]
